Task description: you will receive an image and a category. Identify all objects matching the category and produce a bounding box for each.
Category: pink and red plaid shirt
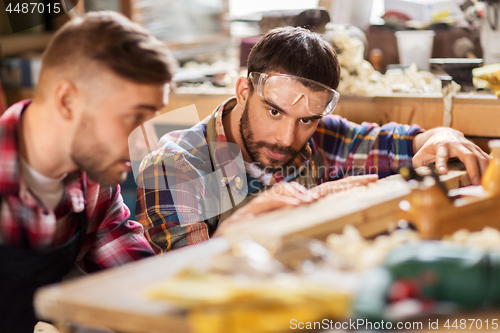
[0,100,153,272]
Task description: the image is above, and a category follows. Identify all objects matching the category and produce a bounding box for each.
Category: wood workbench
[5,88,499,142]
[161,91,500,152]
[34,238,230,333]
[33,170,477,333]
[34,224,500,333]
[334,93,500,138]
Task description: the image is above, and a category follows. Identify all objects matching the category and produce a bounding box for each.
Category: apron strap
[205,111,239,219]
[206,110,218,151]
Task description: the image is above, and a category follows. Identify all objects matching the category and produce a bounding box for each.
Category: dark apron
[0,196,87,333]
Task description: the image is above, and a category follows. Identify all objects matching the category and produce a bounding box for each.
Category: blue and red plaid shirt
[0,100,153,272]
[136,97,423,253]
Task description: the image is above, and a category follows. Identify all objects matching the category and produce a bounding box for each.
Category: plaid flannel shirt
[0,100,154,272]
[136,97,423,253]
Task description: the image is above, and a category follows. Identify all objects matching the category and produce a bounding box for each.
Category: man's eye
[131,114,144,124]
[300,118,312,124]
[269,109,280,116]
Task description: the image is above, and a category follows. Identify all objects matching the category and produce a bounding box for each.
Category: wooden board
[34,238,229,333]
[225,168,470,247]
[221,169,470,250]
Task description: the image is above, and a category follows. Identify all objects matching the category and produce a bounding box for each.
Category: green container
[353,242,500,320]
[484,250,500,306]
[385,242,490,308]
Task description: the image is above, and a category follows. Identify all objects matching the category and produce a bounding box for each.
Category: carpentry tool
[354,242,500,321]
[400,141,500,239]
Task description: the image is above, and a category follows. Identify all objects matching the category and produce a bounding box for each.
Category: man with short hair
[136,26,490,253]
[0,11,175,332]
[0,13,302,332]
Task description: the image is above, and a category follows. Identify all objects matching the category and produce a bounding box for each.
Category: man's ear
[235,76,250,107]
[53,80,78,121]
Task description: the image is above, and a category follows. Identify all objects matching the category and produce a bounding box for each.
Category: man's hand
[213,181,314,237]
[413,127,491,185]
[213,176,378,237]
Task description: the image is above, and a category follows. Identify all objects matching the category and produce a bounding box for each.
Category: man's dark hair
[41,11,175,84]
[247,26,340,90]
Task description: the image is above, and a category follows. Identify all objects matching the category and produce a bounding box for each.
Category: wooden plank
[222,177,412,247]
[237,168,470,269]
[222,169,470,250]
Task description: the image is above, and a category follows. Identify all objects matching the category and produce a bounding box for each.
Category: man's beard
[70,114,128,186]
[239,101,302,174]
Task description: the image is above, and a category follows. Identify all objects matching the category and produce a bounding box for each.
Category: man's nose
[275,119,296,147]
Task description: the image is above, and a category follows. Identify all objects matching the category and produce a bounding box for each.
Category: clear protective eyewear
[248,72,340,117]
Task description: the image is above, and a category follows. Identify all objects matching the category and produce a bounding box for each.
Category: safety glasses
[248,72,340,117]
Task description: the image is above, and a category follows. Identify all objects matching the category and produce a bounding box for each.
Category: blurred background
[1,0,499,217]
